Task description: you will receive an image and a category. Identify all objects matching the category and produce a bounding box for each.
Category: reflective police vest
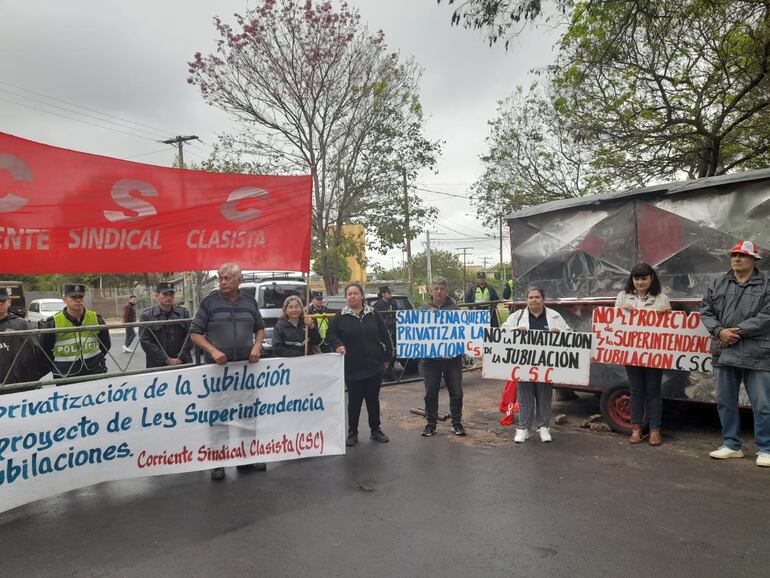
[475,286,490,302]
[53,310,102,374]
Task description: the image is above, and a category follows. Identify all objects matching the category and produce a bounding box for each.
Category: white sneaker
[514,429,529,443]
[538,427,552,443]
[122,346,133,353]
[757,453,770,467]
[709,446,744,459]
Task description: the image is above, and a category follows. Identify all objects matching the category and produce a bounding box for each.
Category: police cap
[311,291,323,300]
[0,287,9,301]
[156,282,176,294]
[64,284,86,297]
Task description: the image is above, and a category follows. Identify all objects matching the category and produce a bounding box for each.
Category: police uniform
[41,284,111,379]
[139,282,193,368]
[0,287,46,386]
[306,291,332,352]
[373,286,398,380]
[464,272,500,327]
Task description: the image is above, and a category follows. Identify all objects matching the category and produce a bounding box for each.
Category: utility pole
[162,135,200,311]
[456,246,473,293]
[499,214,504,283]
[426,230,432,284]
[403,168,413,296]
[161,135,199,169]
[481,256,489,271]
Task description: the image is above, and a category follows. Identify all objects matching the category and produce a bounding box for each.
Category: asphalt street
[2,369,768,578]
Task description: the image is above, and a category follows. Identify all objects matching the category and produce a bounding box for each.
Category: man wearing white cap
[700,240,770,467]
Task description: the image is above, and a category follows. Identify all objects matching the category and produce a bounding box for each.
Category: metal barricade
[0,318,195,393]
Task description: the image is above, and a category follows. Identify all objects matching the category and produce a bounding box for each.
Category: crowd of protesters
[1,238,768,471]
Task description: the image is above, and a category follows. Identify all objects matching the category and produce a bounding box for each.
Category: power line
[0,80,182,138]
[415,186,468,199]
[0,96,160,143]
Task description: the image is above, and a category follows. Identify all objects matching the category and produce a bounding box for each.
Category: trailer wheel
[599,385,633,434]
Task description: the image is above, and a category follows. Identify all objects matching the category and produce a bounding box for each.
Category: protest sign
[396,309,489,358]
[482,328,593,386]
[592,307,712,372]
[0,354,344,513]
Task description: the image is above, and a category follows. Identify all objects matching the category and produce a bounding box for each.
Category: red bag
[498,379,519,426]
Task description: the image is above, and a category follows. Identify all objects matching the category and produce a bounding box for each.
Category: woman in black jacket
[326,283,392,447]
[272,296,321,357]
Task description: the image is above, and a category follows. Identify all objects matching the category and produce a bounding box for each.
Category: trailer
[505,169,770,432]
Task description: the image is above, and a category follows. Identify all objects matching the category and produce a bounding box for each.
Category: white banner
[396,309,490,358]
[0,354,345,513]
[592,307,712,372]
[482,328,593,386]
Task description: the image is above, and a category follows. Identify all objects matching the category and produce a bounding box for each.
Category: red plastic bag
[499,379,519,426]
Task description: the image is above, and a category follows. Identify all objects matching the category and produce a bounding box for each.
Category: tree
[553,0,770,180]
[471,81,617,227]
[411,250,465,289]
[440,0,570,47]
[188,1,438,294]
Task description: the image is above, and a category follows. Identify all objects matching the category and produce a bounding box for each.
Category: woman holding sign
[326,283,392,448]
[502,286,571,443]
[615,263,671,446]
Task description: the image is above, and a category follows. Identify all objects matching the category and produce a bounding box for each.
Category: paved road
[2,372,768,577]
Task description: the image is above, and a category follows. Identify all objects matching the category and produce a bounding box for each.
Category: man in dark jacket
[373,285,399,380]
[420,277,466,438]
[40,284,111,380]
[139,282,192,369]
[465,271,500,327]
[700,241,770,467]
[0,288,45,387]
[122,295,138,353]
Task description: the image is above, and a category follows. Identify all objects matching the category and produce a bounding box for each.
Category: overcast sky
[0,0,561,272]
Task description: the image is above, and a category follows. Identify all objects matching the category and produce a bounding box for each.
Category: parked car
[0,280,26,318]
[27,298,65,324]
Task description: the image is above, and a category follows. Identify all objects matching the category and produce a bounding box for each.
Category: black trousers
[347,372,383,434]
[421,357,464,425]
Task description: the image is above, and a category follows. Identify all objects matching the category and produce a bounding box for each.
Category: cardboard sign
[592,307,711,372]
[0,354,344,513]
[482,328,593,386]
[396,309,489,358]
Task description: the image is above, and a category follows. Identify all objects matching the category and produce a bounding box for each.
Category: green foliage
[441,0,570,47]
[471,81,619,227]
[553,0,770,180]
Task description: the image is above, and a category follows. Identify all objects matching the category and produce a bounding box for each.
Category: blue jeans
[124,327,136,348]
[715,366,770,453]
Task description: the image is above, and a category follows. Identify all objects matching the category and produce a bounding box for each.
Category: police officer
[465,271,500,327]
[373,286,399,380]
[41,284,110,379]
[139,282,193,369]
[306,290,332,352]
[0,287,44,386]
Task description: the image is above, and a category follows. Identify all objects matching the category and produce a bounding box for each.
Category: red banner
[0,133,312,273]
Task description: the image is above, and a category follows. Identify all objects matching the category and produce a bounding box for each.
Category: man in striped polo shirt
[190,263,266,480]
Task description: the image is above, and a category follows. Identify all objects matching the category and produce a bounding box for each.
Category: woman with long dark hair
[326,283,392,447]
[616,263,671,446]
